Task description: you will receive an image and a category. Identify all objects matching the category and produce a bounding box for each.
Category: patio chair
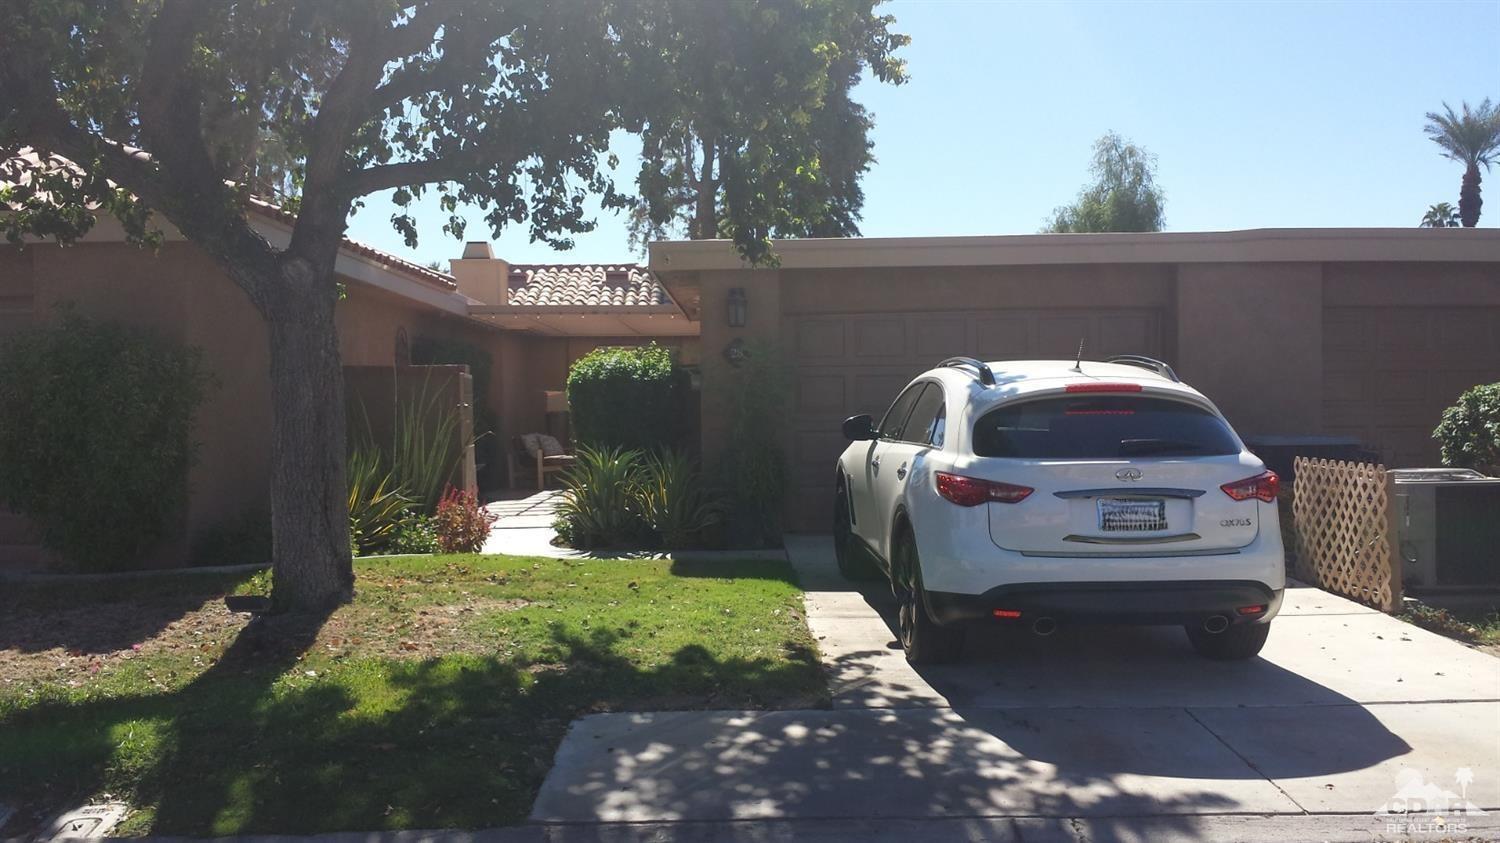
[509,433,575,490]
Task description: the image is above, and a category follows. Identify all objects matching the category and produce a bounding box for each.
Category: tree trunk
[265,267,354,613]
[692,137,717,239]
[1459,163,1483,228]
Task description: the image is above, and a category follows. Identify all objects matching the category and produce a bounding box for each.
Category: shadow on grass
[0,570,264,655]
[667,557,801,585]
[0,618,824,835]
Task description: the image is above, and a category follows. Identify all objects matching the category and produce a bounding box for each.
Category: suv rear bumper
[926,580,1283,627]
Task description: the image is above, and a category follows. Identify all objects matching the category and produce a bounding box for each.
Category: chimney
[449,241,509,306]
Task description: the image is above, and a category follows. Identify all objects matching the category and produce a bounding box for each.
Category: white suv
[833,356,1284,664]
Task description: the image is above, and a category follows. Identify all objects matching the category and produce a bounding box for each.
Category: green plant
[565,344,685,451]
[347,447,415,556]
[0,311,212,571]
[433,486,497,553]
[388,515,440,555]
[637,450,723,550]
[351,370,465,516]
[1433,382,1500,476]
[554,445,652,549]
[720,342,790,547]
[191,509,271,568]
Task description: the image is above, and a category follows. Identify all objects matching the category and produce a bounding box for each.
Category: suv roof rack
[1106,354,1181,383]
[940,357,996,386]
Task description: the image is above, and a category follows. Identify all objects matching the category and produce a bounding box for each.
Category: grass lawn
[0,554,827,836]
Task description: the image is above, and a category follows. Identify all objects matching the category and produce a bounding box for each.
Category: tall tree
[1423,99,1500,228]
[1044,132,1165,234]
[0,0,869,612]
[623,0,908,259]
[1420,202,1461,228]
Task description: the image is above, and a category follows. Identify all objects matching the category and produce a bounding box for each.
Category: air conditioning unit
[1391,469,1500,590]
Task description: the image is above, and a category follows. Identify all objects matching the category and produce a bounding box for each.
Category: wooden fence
[1291,457,1402,612]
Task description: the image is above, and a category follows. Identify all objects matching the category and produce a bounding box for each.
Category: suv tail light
[1221,470,1279,502]
[935,472,1033,506]
[1065,382,1143,393]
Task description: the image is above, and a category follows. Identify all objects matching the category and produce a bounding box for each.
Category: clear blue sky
[345,0,1500,267]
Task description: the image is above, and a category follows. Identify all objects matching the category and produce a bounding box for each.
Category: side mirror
[842,414,876,441]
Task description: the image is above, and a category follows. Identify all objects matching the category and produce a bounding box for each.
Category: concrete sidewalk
[529,535,1500,840]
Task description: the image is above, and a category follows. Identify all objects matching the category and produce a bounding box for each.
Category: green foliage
[566,344,684,451]
[554,445,652,549]
[637,450,724,550]
[720,342,790,547]
[411,337,502,491]
[388,516,440,555]
[433,487,497,554]
[1434,382,1500,476]
[347,448,415,556]
[0,312,211,571]
[622,0,910,261]
[1420,202,1461,228]
[351,370,465,517]
[1044,132,1166,234]
[191,509,271,569]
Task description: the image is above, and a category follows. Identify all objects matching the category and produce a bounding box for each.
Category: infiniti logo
[1116,467,1144,481]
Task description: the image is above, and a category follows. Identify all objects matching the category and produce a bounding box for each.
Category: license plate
[1097,498,1167,532]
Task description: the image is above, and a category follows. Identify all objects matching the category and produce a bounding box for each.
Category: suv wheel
[1185,621,1270,660]
[894,529,964,664]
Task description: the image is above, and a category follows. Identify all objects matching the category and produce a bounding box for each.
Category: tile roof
[245,197,457,291]
[505,264,670,309]
[2,150,459,293]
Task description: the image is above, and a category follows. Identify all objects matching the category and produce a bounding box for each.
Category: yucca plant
[637,449,723,550]
[389,371,463,513]
[554,444,650,548]
[347,446,414,555]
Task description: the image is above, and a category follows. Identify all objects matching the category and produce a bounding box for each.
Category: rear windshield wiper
[1118,438,1212,456]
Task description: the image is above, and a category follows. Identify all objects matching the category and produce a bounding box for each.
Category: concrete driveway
[529,536,1500,841]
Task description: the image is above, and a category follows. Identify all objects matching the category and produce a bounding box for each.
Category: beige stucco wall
[1175,262,1323,435]
[683,254,1500,533]
[2,241,477,566]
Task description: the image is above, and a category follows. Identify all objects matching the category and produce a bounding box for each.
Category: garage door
[1324,307,1500,469]
[785,307,1165,532]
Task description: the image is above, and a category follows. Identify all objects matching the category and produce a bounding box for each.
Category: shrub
[1434,382,1500,476]
[191,509,271,568]
[348,447,414,556]
[553,445,652,548]
[433,486,497,553]
[719,341,789,547]
[388,515,440,555]
[0,312,212,571]
[350,369,464,515]
[637,450,723,550]
[566,343,685,451]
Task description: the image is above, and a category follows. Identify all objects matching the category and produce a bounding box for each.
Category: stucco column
[1175,263,1324,437]
[697,268,782,467]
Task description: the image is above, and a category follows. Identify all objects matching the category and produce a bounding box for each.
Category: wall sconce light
[727,287,748,328]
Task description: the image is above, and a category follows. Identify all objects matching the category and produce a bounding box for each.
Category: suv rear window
[972,396,1240,459]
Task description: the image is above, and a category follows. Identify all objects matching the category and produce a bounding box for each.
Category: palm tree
[1420,202,1461,228]
[1424,99,1500,227]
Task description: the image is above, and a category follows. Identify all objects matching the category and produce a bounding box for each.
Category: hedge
[0,312,212,571]
[565,343,684,451]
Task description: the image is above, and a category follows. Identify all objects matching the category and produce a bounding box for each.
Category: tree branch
[339,156,482,198]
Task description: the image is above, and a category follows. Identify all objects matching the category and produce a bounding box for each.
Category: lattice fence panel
[1292,457,1401,612]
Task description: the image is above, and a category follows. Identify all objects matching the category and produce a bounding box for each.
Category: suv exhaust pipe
[1031,617,1058,636]
[1202,615,1230,634]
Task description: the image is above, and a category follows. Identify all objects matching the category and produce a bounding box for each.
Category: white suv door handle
[896,462,908,480]
[871,456,881,473]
